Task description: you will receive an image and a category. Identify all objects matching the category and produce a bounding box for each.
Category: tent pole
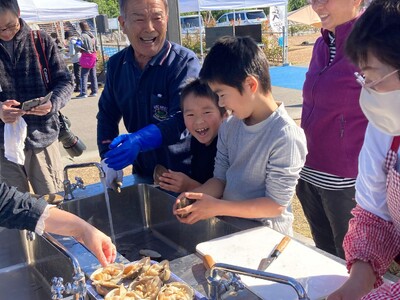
[198,10,204,62]
[283,4,289,66]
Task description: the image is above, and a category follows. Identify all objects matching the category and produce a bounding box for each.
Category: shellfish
[90,263,124,296]
[141,260,171,282]
[156,282,194,300]
[128,276,162,300]
[122,257,151,279]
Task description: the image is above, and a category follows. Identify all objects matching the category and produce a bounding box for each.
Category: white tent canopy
[18,0,99,23]
[179,0,287,13]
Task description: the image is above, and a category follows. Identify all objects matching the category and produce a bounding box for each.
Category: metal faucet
[45,233,87,300]
[207,263,310,300]
[63,162,105,200]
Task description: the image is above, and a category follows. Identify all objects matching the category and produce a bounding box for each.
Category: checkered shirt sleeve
[361,282,400,300]
[343,205,400,288]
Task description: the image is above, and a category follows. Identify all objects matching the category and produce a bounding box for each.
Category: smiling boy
[158,78,225,193]
[173,36,307,235]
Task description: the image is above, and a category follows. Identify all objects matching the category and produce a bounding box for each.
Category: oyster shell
[156,282,194,300]
[90,263,124,296]
[128,276,162,300]
[141,260,171,282]
[176,196,195,218]
[122,257,151,279]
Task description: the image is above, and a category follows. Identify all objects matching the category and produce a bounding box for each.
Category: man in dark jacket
[0,0,73,194]
[97,0,200,190]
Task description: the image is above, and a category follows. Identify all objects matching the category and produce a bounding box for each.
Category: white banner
[269,5,286,33]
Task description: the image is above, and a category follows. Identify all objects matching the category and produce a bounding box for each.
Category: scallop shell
[156,282,194,300]
[128,276,162,300]
[141,260,171,282]
[122,257,151,279]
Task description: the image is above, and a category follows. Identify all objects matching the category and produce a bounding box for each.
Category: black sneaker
[76,93,88,99]
[89,93,98,97]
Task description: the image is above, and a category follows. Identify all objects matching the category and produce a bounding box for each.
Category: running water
[100,177,117,246]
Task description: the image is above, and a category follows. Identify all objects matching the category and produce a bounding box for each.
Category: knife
[257,236,291,271]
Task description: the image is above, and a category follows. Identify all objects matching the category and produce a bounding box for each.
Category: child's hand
[173,192,220,224]
[159,170,200,193]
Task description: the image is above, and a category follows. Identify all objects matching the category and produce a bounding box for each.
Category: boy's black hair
[0,0,19,16]
[346,0,400,76]
[180,78,225,116]
[200,36,271,94]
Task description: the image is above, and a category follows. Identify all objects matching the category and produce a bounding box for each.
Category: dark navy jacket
[0,183,47,231]
[97,41,201,176]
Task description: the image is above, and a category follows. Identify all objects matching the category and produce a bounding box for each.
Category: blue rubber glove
[104,124,162,170]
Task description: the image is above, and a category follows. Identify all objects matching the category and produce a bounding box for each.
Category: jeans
[80,64,98,95]
[296,179,356,259]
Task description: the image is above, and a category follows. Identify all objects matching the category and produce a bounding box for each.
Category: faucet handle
[74,176,85,189]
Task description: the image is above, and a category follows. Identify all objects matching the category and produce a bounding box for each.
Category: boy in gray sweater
[173,36,307,235]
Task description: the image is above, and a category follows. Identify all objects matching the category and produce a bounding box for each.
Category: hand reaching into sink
[0,182,117,266]
[43,208,117,266]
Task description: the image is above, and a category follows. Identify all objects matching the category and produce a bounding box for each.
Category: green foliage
[87,0,120,18]
[181,32,205,56]
[288,0,308,12]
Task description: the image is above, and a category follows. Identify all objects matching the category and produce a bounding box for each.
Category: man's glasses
[354,69,400,89]
[0,23,20,33]
[307,0,329,5]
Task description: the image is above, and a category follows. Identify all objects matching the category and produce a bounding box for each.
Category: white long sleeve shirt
[356,123,400,221]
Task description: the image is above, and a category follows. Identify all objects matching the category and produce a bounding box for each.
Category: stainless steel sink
[60,177,254,262]
[0,175,262,300]
[0,228,80,299]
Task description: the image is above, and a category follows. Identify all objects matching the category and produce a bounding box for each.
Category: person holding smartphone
[0,0,73,195]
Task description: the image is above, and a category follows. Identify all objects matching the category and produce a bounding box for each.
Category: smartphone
[21,91,53,111]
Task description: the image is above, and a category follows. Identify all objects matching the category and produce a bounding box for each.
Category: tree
[87,0,120,18]
[288,0,308,12]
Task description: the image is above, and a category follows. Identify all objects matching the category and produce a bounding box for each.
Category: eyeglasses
[354,69,399,89]
[307,0,329,5]
[0,22,20,34]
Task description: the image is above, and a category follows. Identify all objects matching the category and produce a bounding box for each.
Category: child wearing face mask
[327,1,400,299]
[156,78,226,193]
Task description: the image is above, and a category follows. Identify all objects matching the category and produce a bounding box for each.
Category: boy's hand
[173,192,220,224]
[159,170,200,193]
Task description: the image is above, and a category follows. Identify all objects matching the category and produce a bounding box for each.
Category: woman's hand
[77,222,117,267]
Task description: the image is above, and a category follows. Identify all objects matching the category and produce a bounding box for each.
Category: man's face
[118,0,168,65]
[0,10,20,42]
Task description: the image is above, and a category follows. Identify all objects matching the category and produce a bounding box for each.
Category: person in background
[64,30,82,93]
[98,0,200,190]
[173,36,307,236]
[0,182,116,266]
[327,1,400,299]
[157,78,225,193]
[296,0,368,258]
[0,0,73,194]
[76,20,98,98]
[50,32,64,53]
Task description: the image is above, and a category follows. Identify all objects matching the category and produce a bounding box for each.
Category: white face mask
[359,87,400,136]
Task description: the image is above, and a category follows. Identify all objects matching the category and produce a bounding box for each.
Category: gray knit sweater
[214,103,307,235]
